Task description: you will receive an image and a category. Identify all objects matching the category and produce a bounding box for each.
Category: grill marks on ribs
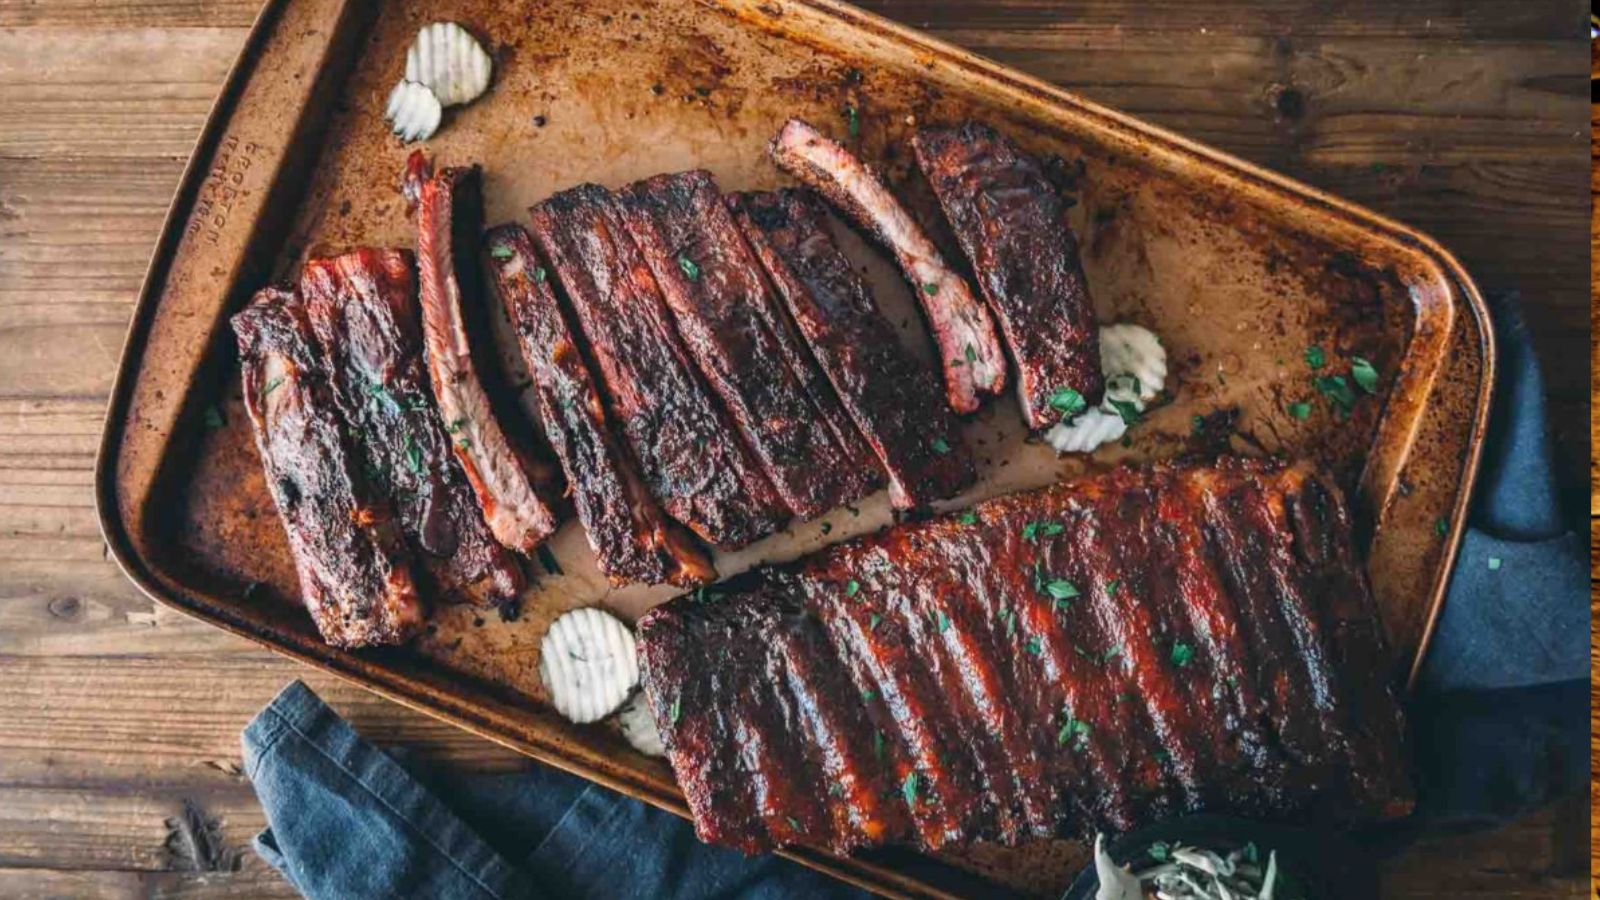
[416,162,563,554]
[484,224,716,587]
[728,189,975,509]
[232,287,424,648]
[300,249,524,607]
[528,184,789,549]
[768,119,1006,415]
[616,171,882,518]
[637,459,1412,854]
[913,123,1104,426]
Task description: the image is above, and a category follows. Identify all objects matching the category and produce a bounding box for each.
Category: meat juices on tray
[728,189,975,509]
[232,287,424,648]
[616,171,882,519]
[301,249,525,607]
[914,122,1104,426]
[768,118,1006,415]
[528,184,790,550]
[484,224,716,587]
[637,458,1412,855]
[415,159,564,554]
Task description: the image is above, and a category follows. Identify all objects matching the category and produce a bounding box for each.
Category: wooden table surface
[0,1,1589,897]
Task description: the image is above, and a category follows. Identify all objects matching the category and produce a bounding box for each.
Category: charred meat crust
[415,163,564,554]
[767,118,1006,415]
[527,183,790,549]
[728,189,975,510]
[485,224,716,588]
[231,287,424,648]
[913,122,1104,427]
[301,249,525,607]
[615,171,882,519]
[638,457,1413,855]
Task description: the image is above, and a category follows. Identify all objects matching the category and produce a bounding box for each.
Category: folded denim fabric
[244,292,1584,898]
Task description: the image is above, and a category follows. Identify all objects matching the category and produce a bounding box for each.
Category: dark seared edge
[527,184,789,549]
[231,287,424,648]
[615,171,881,519]
[768,118,1006,415]
[484,224,715,588]
[414,155,564,554]
[637,457,1413,854]
[913,122,1104,427]
[300,249,524,607]
[729,189,975,509]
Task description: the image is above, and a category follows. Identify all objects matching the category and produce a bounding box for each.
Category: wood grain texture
[0,0,1587,897]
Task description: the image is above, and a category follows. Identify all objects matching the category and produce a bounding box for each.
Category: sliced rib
[768,118,1006,414]
[616,171,882,519]
[728,189,975,509]
[232,286,424,648]
[415,161,563,554]
[527,184,789,549]
[484,224,716,587]
[914,122,1104,427]
[299,248,524,607]
[637,458,1414,854]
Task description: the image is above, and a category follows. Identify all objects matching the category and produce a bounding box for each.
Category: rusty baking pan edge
[93,0,1494,895]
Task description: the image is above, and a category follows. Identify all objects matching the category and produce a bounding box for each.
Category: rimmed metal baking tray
[95,0,1493,895]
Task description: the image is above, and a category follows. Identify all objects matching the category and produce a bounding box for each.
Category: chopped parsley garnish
[1434,517,1448,538]
[957,510,979,526]
[921,282,939,296]
[786,816,802,832]
[1107,398,1142,426]
[964,344,977,364]
[862,689,877,702]
[1025,637,1044,656]
[534,266,549,283]
[869,613,882,631]
[1046,386,1087,419]
[1153,748,1172,763]
[1022,520,1065,543]
[845,579,860,597]
[1487,557,1502,571]
[1190,414,1205,435]
[202,405,226,430]
[935,611,951,633]
[1170,641,1195,667]
[677,255,701,281]
[403,436,423,475]
[874,730,887,763]
[1148,840,1172,862]
[902,771,919,806]
[444,417,466,434]
[1002,608,1017,637]
[1304,345,1326,369]
[1286,400,1312,420]
[669,696,682,724]
[930,437,951,455]
[820,521,833,535]
[1242,841,1260,864]
[1044,579,1080,602]
[843,104,861,137]
[1314,373,1357,413]
[489,244,514,260]
[1106,579,1120,596]
[1057,713,1092,747]
[262,376,286,397]
[456,437,473,450]
[1102,644,1123,665]
[1351,356,1379,393]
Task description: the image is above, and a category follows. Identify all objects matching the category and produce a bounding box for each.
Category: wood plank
[1380,799,1589,898]
[0,1,262,27]
[0,864,299,900]
[0,27,244,159]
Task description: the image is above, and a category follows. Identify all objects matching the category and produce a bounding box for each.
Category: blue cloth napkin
[241,294,1586,898]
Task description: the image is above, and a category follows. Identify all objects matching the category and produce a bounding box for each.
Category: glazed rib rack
[637,458,1413,854]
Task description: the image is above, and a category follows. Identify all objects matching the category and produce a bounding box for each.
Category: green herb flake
[202,405,226,430]
[1434,517,1448,538]
[1025,637,1044,656]
[936,611,951,633]
[820,521,833,535]
[1315,373,1357,412]
[964,344,977,364]
[901,771,919,807]
[1242,841,1260,864]
[845,579,861,597]
[786,816,802,832]
[1045,579,1080,602]
[1003,609,1017,637]
[445,417,467,434]
[921,282,939,296]
[930,437,951,455]
[862,689,877,702]
[1304,345,1326,369]
[1487,557,1502,571]
[1152,748,1172,763]
[874,730,887,763]
[669,696,683,724]
[869,613,882,631]
[1170,641,1195,667]
[1190,414,1205,435]
[1023,520,1065,543]
[1108,398,1142,427]
[843,104,861,138]
[1286,400,1313,420]
[677,255,701,281]
[534,266,549,283]
[1351,356,1379,393]
[456,437,473,450]
[404,436,423,475]
[489,243,515,260]
[957,510,979,526]
[262,376,286,397]
[1102,644,1123,665]
[1106,578,1121,596]
[1148,840,1172,863]
[1047,386,1087,419]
